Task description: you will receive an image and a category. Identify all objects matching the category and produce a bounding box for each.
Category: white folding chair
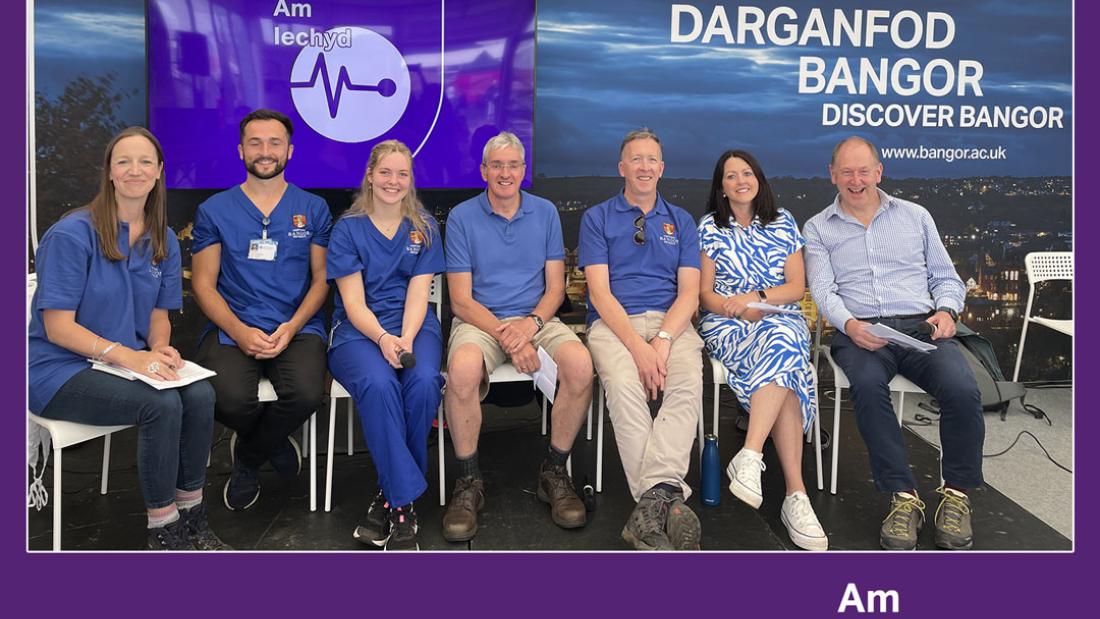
[437,360,574,505]
[707,356,824,492]
[26,274,135,551]
[1013,251,1073,382]
[813,319,927,494]
[327,275,445,512]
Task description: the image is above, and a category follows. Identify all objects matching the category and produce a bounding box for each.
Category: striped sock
[147,506,180,529]
[175,488,203,511]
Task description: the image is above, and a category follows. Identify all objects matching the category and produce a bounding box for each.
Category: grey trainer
[880,491,926,550]
[934,486,973,550]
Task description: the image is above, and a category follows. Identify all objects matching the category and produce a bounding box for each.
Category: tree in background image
[34,72,137,244]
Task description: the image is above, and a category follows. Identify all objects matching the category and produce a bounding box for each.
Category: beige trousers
[587,311,703,501]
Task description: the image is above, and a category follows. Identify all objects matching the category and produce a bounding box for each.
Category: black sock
[544,444,570,470]
[653,482,681,496]
[456,452,481,479]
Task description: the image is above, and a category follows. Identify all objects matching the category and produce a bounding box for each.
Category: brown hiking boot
[536,463,587,529]
[442,476,484,542]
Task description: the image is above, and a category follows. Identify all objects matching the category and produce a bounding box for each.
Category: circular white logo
[289,26,411,143]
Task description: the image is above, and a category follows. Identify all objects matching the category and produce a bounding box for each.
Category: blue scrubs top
[327,214,444,350]
[28,210,182,413]
[192,184,332,345]
[578,191,701,325]
[444,191,565,318]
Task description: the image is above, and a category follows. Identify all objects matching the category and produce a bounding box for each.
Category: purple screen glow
[147,0,535,189]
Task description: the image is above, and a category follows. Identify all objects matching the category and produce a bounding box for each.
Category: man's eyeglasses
[633,214,645,245]
[485,161,525,172]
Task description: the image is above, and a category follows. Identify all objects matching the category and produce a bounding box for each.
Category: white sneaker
[726,449,765,509]
[781,491,829,551]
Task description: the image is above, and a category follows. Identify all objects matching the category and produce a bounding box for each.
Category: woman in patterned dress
[698,149,828,551]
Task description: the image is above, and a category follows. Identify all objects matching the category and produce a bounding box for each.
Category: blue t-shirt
[578,191,701,325]
[192,184,332,345]
[444,191,565,318]
[327,213,445,350]
[28,210,182,413]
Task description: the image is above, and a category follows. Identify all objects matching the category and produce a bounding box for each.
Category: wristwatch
[936,306,959,322]
[655,330,673,342]
[527,314,545,332]
[757,290,768,302]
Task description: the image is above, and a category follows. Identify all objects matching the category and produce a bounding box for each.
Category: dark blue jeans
[831,318,984,493]
[40,368,216,509]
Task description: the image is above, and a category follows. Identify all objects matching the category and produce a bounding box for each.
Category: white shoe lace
[785,493,824,535]
[735,453,765,492]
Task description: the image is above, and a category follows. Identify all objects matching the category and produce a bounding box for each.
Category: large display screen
[147,0,534,189]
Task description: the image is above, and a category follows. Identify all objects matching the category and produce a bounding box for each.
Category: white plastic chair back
[1025,252,1072,283]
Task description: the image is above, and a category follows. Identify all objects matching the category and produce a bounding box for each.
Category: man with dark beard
[191,109,332,511]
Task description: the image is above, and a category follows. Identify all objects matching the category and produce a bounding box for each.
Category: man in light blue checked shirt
[804,136,983,552]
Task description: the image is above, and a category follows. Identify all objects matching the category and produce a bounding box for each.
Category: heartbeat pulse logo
[289,26,411,144]
[290,53,397,119]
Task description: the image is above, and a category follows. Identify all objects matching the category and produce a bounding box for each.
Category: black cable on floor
[902,417,1071,474]
[985,430,1072,473]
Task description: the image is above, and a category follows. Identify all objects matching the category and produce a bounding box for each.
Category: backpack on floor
[940,323,1026,419]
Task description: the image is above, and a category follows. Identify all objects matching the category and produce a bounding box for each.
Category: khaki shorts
[447,316,581,400]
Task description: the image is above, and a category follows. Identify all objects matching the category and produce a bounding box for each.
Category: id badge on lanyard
[248,216,278,261]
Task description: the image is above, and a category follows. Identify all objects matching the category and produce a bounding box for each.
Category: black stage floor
[27,377,1071,551]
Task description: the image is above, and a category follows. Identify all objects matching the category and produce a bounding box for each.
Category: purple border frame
[7,2,1090,614]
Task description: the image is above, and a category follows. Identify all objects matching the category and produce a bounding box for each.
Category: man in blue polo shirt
[441,131,593,542]
[192,109,332,511]
[579,128,704,551]
[804,136,981,550]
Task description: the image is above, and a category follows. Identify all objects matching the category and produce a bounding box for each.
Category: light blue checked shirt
[803,189,965,335]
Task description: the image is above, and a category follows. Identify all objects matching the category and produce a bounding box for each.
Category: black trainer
[223,458,261,511]
[147,518,196,551]
[384,506,419,551]
[269,436,302,479]
[353,490,391,547]
[180,501,232,550]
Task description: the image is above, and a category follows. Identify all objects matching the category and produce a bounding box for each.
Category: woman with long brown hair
[28,127,226,550]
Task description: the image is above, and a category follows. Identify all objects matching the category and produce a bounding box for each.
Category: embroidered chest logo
[660,222,678,246]
[288,214,311,239]
[149,263,162,279]
[406,229,423,255]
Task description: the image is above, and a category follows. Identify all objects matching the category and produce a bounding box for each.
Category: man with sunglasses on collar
[579,128,704,550]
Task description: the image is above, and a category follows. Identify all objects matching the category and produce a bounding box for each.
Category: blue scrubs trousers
[328,329,444,507]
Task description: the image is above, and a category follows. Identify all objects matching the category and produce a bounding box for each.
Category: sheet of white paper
[90,359,217,390]
[531,346,558,404]
[866,323,937,353]
[747,301,804,316]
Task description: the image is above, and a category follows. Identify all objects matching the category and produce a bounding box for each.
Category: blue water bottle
[701,434,721,506]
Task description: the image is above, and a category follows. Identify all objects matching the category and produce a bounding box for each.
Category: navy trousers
[328,329,444,507]
[830,317,984,493]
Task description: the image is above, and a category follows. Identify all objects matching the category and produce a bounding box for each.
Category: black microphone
[399,352,416,369]
[914,321,934,339]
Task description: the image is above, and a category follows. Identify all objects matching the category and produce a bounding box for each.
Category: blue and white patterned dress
[698,209,817,431]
